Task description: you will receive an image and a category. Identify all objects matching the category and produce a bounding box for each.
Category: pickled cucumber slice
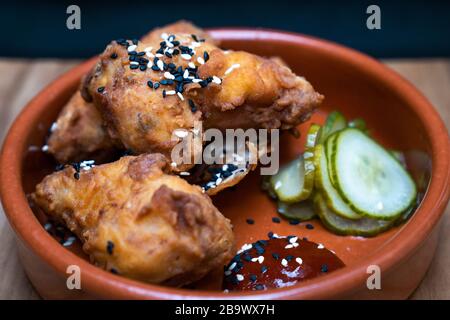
[303,124,322,199]
[314,145,361,219]
[277,200,316,221]
[319,111,347,143]
[270,156,310,202]
[313,194,394,237]
[330,128,417,219]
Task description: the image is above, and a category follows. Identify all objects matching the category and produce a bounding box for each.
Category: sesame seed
[204,51,210,62]
[228,262,237,271]
[296,257,303,265]
[317,243,325,249]
[289,219,300,225]
[289,236,298,244]
[110,53,118,59]
[155,53,163,58]
[188,99,197,112]
[50,122,58,132]
[160,33,168,40]
[272,217,281,223]
[157,60,164,70]
[224,63,240,75]
[272,253,280,260]
[212,76,222,84]
[181,54,192,60]
[321,264,328,272]
[188,62,196,69]
[197,57,205,65]
[154,83,160,89]
[224,270,231,276]
[249,274,257,282]
[192,79,202,83]
[41,145,49,152]
[106,241,114,255]
[166,90,176,95]
[164,72,175,80]
[261,265,268,273]
[285,244,294,249]
[183,69,190,78]
[177,92,184,101]
[281,259,288,267]
[236,274,244,281]
[179,172,190,176]
[130,61,139,65]
[127,45,137,52]
[246,218,254,225]
[255,284,264,290]
[174,129,188,138]
[306,223,314,230]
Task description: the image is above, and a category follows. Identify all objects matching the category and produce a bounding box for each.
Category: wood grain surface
[0,58,448,300]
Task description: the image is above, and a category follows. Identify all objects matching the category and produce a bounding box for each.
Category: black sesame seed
[168,63,176,70]
[110,268,119,274]
[172,40,180,46]
[139,65,147,71]
[249,274,257,282]
[289,219,300,225]
[199,80,208,88]
[44,222,52,231]
[132,39,138,45]
[130,64,139,70]
[244,254,252,262]
[321,264,329,273]
[261,265,268,273]
[151,65,160,71]
[128,50,137,56]
[188,99,197,113]
[172,48,180,55]
[272,217,281,223]
[110,53,118,59]
[272,253,280,260]
[255,284,264,291]
[286,255,294,262]
[306,224,314,230]
[268,231,274,239]
[147,81,153,88]
[162,90,166,98]
[191,34,199,42]
[74,172,80,180]
[165,52,173,58]
[97,86,105,93]
[106,241,114,255]
[154,83,160,89]
[204,51,209,62]
[246,218,254,225]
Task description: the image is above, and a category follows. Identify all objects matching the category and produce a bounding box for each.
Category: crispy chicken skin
[32,153,235,286]
[47,21,211,164]
[47,90,116,163]
[185,50,324,130]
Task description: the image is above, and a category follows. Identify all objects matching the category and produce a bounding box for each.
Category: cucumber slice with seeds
[313,193,394,237]
[314,144,361,219]
[303,124,322,199]
[277,200,316,221]
[325,133,338,187]
[330,128,417,219]
[270,156,310,203]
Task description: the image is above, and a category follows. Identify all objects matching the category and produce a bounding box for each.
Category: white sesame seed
[191,41,201,48]
[41,145,49,152]
[181,54,192,60]
[171,162,177,167]
[177,92,184,101]
[160,33,169,40]
[50,122,58,132]
[212,76,222,84]
[165,41,174,48]
[251,257,258,262]
[164,72,175,80]
[228,262,237,271]
[183,69,189,78]
[192,79,202,83]
[292,242,299,247]
[188,62,196,69]
[157,60,164,70]
[155,53,163,58]
[147,61,153,68]
[127,45,137,52]
[197,57,205,65]
[317,243,325,249]
[222,164,228,171]
[296,257,303,265]
[258,256,264,264]
[179,172,190,176]
[289,237,298,244]
[130,61,139,65]
[224,270,231,276]
[236,274,244,281]
[144,47,153,52]
[166,48,174,54]
[146,51,154,58]
[285,244,294,249]
[166,90,176,95]
[224,63,240,75]
[216,177,223,184]
[281,259,288,267]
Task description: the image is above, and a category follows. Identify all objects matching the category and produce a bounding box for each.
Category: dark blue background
[1,0,449,58]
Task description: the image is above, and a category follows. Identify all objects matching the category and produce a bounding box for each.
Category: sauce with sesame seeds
[222,237,344,291]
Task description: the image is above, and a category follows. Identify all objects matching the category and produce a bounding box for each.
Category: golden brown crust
[47,91,116,163]
[32,153,235,286]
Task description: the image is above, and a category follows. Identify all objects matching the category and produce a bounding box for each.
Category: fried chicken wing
[47,90,116,163]
[47,21,211,164]
[32,153,235,286]
[185,49,324,130]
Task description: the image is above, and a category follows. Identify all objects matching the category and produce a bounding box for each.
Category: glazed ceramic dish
[1,29,449,299]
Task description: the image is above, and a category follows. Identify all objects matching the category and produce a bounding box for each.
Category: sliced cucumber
[261,175,277,199]
[319,111,347,143]
[277,200,316,221]
[314,145,361,219]
[331,128,417,219]
[313,194,394,237]
[270,156,310,203]
[303,124,322,199]
[325,133,338,187]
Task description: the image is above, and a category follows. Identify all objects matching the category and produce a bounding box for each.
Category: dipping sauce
[223,236,345,291]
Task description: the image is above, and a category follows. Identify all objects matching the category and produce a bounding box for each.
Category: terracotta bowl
[1,29,449,300]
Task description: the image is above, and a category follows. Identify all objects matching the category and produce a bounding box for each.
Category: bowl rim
[1,28,449,300]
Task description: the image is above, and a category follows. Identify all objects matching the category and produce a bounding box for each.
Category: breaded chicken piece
[185,50,324,130]
[48,21,211,164]
[47,91,116,163]
[32,153,235,286]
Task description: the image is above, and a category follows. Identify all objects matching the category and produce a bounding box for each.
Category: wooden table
[0,58,449,300]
